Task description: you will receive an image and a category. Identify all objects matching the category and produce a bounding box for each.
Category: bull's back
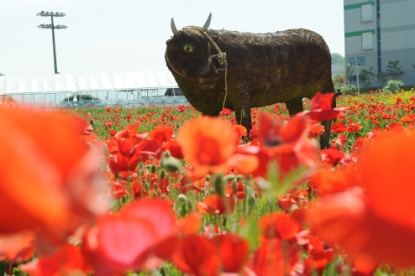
[209,29,333,106]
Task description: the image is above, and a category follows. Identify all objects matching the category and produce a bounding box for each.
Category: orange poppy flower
[308,124,325,139]
[177,116,238,175]
[0,106,108,235]
[196,194,235,215]
[232,124,248,137]
[307,129,415,268]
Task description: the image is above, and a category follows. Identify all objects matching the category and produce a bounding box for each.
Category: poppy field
[2,89,415,276]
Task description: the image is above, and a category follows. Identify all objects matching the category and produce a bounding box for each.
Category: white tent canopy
[0,71,178,94]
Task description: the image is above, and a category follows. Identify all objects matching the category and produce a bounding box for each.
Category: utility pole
[37,11,67,74]
[356,57,360,92]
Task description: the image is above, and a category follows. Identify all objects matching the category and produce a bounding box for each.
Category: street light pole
[50,15,58,74]
[356,57,360,92]
[37,11,67,74]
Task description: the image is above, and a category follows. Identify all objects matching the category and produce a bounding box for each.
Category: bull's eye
[183,44,193,52]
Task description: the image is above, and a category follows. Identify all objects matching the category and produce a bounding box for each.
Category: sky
[0,0,344,76]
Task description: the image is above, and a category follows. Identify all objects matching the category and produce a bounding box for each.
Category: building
[344,0,415,89]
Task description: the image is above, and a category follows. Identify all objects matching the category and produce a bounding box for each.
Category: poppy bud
[223,174,236,182]
[213,173,225,196]
[150,165,157,174]
[162,150,172,158]
[205,175,211,182]
[159,169,166,179]
[160,156,183,173]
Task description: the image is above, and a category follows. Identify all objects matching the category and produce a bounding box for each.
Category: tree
[0,73,4,76]
[331,53,345,65]
[333,74,346,90]
[360,67,376,89]
[345,65,354,84]
[377,72,387,87]
[386,60,402,80]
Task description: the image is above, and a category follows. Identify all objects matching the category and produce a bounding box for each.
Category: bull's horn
[202,13,212,31]
[171,18,179,36]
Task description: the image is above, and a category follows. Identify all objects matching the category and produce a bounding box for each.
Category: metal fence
[1,88,189,109]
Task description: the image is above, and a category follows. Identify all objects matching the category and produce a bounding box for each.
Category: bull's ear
[202,13,212,31]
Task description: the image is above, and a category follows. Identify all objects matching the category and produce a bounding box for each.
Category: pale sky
[0,0,344,76]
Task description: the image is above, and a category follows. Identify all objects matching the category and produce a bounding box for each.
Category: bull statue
[165,13,335,148]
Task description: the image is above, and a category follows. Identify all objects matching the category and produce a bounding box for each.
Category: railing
[0,88,189,108]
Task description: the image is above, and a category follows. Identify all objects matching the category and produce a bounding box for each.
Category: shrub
[382,80,404,94]
[342,84,357,95]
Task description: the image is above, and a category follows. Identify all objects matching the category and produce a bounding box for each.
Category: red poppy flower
[258,212,301,241]
[20,244,91,276]
[213,233,250,273]
[331,122,347,133]
[170,234,220,276]
[301,92,346,121]
[238,113,319,179]
[149,127,174,144]
[83,199,180,275]
[249,239,301,276]
[0,231,35,263]
[220,108,232,116]
[321,148,346,167]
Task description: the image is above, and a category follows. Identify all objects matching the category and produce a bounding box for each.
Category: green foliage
[377,72,387,87]
[343,84,357,95]
[63,94,100,101]
[386,60,402,80]
[331,53,345,65]
[360,67,376,89]
[383,80,404,94]
[345,65,354,84]
[333,74,346,90]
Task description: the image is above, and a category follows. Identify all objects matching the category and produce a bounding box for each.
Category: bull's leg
[285,98,304,115]
[319,90,336,149]
[235,92,252,136]
[286,97,331,149]
[320,120,332,149]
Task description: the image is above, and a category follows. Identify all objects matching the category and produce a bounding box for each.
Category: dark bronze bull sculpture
[165,14,335,148]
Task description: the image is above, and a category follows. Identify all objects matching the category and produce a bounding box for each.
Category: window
[362,32,373,50]
[348,56,365,65]
[361,4,373,22]
[357,56,365,65]
[348,75,365,83]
